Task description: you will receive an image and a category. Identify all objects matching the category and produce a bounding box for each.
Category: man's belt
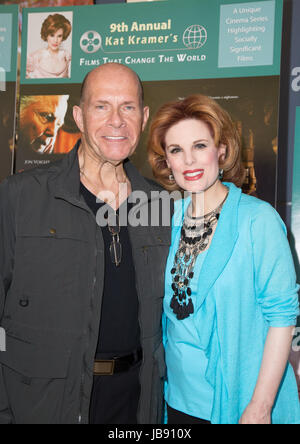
[94,349,143,376]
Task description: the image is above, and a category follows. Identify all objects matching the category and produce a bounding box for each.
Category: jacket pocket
[13,233,83,297]
[0,332,70,424]
[10,233,84,328]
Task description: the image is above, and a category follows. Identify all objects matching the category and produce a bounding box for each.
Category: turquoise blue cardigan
[163,182,300,424]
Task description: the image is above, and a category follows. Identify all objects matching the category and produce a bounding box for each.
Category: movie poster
[16,0,283,206]
[0,4,19,182]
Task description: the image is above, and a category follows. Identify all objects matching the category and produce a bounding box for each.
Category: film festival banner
[17,0,283,206]
[0,4,18,182]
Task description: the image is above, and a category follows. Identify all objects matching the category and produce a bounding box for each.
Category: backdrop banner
[289,0,300,386]
[16,0,283,206]
[290,0,300,276]
[291,105,300,393]
[0,4,19,181]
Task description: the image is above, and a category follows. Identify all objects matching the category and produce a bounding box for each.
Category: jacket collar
[48,140,157,206]
[48,141,82,204]
[174,182,242,307]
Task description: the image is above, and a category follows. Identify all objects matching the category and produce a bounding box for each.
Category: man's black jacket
[0,144,171,424]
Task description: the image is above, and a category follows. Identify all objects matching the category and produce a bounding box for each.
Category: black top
[80,182,141,358]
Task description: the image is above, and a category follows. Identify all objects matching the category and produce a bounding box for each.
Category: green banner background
[20,0,283,85]
[0,5,18,83]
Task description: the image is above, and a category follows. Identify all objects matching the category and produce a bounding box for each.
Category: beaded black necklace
[170,192,228,320]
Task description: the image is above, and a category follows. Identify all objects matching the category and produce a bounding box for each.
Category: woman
[148,94,300,424]
[26,14,72,79]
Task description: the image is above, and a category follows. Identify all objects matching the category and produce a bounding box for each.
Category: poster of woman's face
[26,11,73,79]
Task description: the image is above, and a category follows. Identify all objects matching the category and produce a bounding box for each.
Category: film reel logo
[80,31,102,54]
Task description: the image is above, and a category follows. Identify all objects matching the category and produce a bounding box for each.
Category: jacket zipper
[136,281,144,424]
[78,226,100,423]
[133,243,147,424]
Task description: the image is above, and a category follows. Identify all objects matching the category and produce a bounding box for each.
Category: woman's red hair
[148,94,245,191]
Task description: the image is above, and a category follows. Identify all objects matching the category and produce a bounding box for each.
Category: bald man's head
[72,62,149,165]
[80,63,144,109]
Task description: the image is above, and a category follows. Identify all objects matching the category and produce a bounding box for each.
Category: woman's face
[47,28,64,52]
[165,118,226,193]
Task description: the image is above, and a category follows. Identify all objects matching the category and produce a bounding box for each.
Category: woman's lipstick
[183,169,204,181]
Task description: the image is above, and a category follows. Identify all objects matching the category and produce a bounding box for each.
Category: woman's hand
[239,326,294,425]
[239,400,272,424]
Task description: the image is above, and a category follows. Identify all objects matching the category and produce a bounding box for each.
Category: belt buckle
[94,359,115,376]
[107,359,115,376]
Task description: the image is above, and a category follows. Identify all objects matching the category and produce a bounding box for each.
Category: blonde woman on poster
[26,13,72,79]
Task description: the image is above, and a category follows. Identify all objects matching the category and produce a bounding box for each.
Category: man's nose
[108,108,125,129]
[44,120,56,136]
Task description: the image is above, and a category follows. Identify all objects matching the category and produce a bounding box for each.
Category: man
[19,94,69,154]
[0,64,171,424]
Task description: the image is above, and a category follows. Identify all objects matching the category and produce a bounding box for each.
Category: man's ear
[142,106,150,131]
[73,105,84,133]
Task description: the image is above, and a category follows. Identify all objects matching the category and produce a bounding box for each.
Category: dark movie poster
[17,84,81,170]
[139,76,279,206]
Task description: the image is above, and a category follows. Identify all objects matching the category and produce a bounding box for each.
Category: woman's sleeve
[251,202,299,327]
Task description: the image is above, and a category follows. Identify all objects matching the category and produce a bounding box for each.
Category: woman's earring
[219,169,224,180]
[169,173,175,181]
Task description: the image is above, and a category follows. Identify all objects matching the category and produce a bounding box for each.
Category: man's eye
[38,112,56,123]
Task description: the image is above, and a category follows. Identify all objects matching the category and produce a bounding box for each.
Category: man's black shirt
[80,182,141,424]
